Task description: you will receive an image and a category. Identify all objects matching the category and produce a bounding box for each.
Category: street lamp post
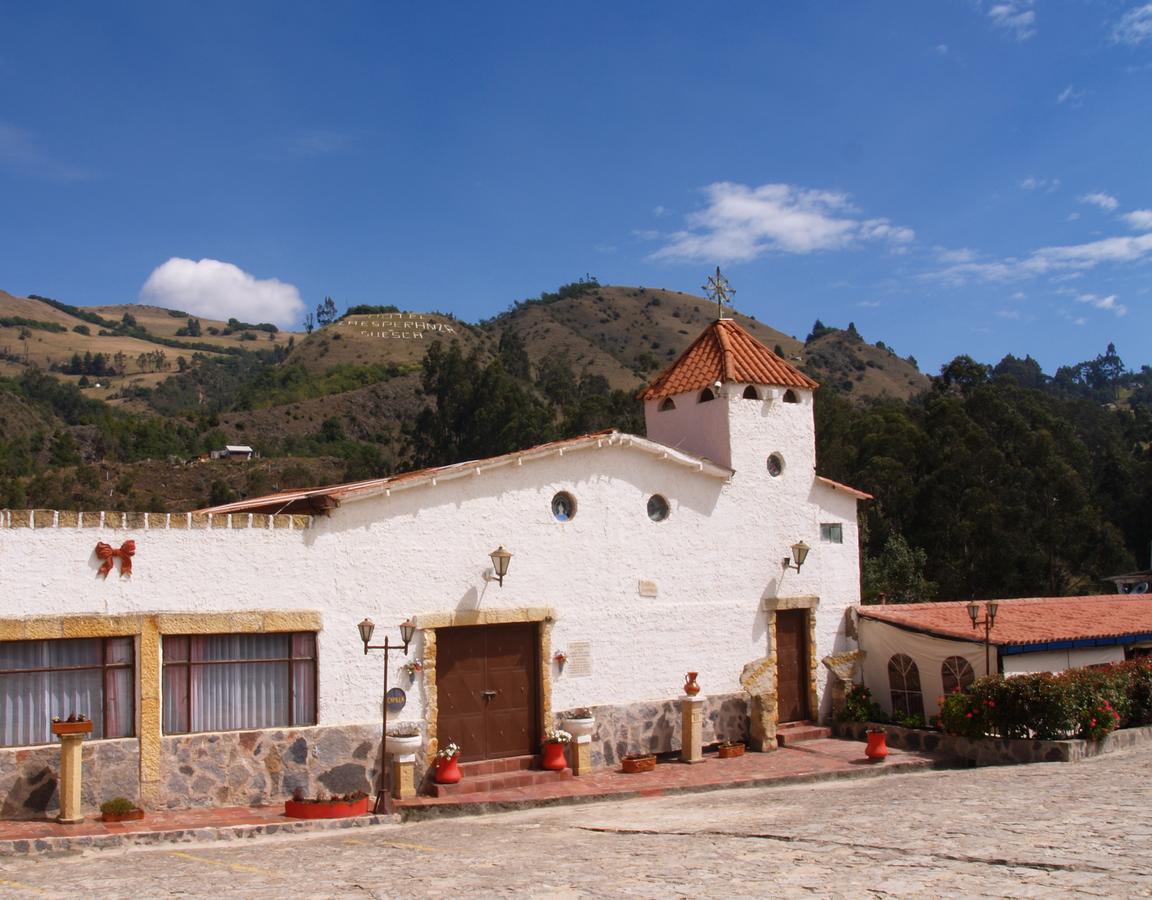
[358,617,416,814]
[966,600,999,677]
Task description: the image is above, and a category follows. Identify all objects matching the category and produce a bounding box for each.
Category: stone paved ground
[2,745,1151,898]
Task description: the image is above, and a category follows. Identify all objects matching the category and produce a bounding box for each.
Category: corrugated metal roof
[640,319,819,401]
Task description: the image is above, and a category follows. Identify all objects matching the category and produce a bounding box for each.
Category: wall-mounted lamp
[782,540,811,573]
[967,600,999,677]
[489,546,512,587]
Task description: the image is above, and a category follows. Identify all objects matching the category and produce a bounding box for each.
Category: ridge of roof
[640,319,819,401]
[196,429,733,516]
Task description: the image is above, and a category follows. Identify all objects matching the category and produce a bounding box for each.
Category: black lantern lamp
[967,600,999,677]
[357,616,416,813]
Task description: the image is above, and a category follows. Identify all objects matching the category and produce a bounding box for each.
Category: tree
[316,297,338,328]
[304,312,315,334]
[863,533,936,604]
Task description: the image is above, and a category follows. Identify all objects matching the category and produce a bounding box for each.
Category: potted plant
[621,752,657,774]
[433,741,462,784]
[864,727,888,761]
[717,740,745,759]
[99,797,144,823]
[284,788,371,819]
[401,660,423,681]
[559,707,595,738]
[541,728,571,770]
[385,723,422,756]
[51,714,93,737]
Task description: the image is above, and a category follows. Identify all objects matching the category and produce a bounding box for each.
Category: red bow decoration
[95,540,136,578]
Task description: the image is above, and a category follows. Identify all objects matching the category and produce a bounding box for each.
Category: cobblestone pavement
[3,746,1151,898]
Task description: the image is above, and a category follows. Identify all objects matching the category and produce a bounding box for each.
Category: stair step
[456,754,539,778]
[429,767,572,798]
[776,722,831,745]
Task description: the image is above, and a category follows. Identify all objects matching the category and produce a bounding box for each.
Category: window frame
[887,653,925,720]
[0,636,136,746]
[161,632,318,735]
[941,656,975,696]
[820,523,844,544]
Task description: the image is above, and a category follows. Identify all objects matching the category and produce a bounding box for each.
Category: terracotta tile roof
[640,319,819,401]
[856,596,1152,647]
[196,429,733,516]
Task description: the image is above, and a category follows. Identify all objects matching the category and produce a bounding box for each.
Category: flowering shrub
[839,683,889,724]
[938,659,1152,741]
[435,741,461,760]
[543,728,572,744]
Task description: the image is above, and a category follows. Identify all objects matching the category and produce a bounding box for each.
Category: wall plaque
[385,687,407,713]
[565,641,593,677]
[638,580,657,597]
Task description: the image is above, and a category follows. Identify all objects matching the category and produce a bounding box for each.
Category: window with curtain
[887,653,925,720]
[0,637,135,747]
[162,633,317,734]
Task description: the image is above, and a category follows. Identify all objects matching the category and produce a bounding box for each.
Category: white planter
[385,734,422,755]
[561,717,595,739]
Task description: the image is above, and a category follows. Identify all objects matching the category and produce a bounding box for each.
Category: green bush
[99,797,139,815]
[839,683,889,724]
[938,660,1152,741]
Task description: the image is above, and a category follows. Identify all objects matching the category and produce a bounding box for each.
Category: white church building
[0,316,869,815]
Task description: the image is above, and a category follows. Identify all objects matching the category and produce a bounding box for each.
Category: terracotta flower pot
[683,672,701,696]
[541,741,568,771]
[284,796,371,819]
[865,730,888,761]
[100,808,145,823]
[51,720,93,737]
[434,753,462,784]
[717,741,745,759]
[621,754,656,774]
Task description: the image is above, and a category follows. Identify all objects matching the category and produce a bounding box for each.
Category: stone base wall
[582,693,749,769]
[0,739,139,820]
[161,724,395,810]
[833,721,1152,766]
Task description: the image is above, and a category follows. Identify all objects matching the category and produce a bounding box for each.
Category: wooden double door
[775,609,811,722]
[435,623,540,762]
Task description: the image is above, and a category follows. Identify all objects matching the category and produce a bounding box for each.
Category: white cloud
[1123,209,1152,231]
[1066,211,1081,221]
[1113,3,1152,44]
[650,182,914,263]
[988,1,1037,40]
[1056,85,1085,105]
[935,246,977,263]
[1020,176,1060,192]
[996,309,1022,319]
[935,44,949,55]
[857,300,882,308]
[140,258,306,327]
[1080,192,1119,211]
[652,205,668,217]
[933,232,1152,283]
[0,119,89,181]
[1076,292,1128,316]
[286,131,350,157]
[1011,291,1027,300]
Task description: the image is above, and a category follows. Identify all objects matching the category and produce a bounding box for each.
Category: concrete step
[776,722,831,745]
[429,766,572,798]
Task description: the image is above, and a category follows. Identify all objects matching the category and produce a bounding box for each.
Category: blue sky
[2,1,1150,374]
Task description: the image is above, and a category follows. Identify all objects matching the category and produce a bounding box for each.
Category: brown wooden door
[436,623,539,762]
[775,609,810,722]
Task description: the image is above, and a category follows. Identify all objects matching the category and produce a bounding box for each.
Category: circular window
[767,454,784,477]
[647,494,670,522]
[551,492,577,522]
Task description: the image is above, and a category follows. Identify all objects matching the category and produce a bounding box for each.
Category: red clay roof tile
[640,319,818,401]
[857,595,1152,646]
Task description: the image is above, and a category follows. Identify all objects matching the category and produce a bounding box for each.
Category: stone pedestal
[571,735,592,775]
[680,696,705,763]
[391,754,417,800]
[57,734,85,824]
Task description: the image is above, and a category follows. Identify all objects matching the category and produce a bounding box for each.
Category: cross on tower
[703,267,735,320]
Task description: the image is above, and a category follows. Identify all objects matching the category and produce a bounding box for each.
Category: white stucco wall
[2,381,862,734]
[1001,646,1124,675]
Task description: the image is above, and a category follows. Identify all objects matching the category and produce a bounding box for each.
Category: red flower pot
[865,730,888,761]
[434,753,462,784]
[541,741,568,771]
[284,795,370,819]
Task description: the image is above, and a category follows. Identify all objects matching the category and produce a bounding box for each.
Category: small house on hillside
[209,445,255,460]
[854,595,1152,721]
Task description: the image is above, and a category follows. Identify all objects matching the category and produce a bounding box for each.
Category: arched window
[783,389,799,403]
[742,386,759,400]
[887,654,925,720]
[658,397,676,412]
[698,388,715,403]
[941,656,975,695]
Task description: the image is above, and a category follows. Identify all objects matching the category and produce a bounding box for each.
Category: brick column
[680,696,706,763]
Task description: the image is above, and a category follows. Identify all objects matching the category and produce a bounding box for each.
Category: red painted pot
[434,753,462,784]
[865,730,888,761]
[541,741,568,771]
[284,795,370,819]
